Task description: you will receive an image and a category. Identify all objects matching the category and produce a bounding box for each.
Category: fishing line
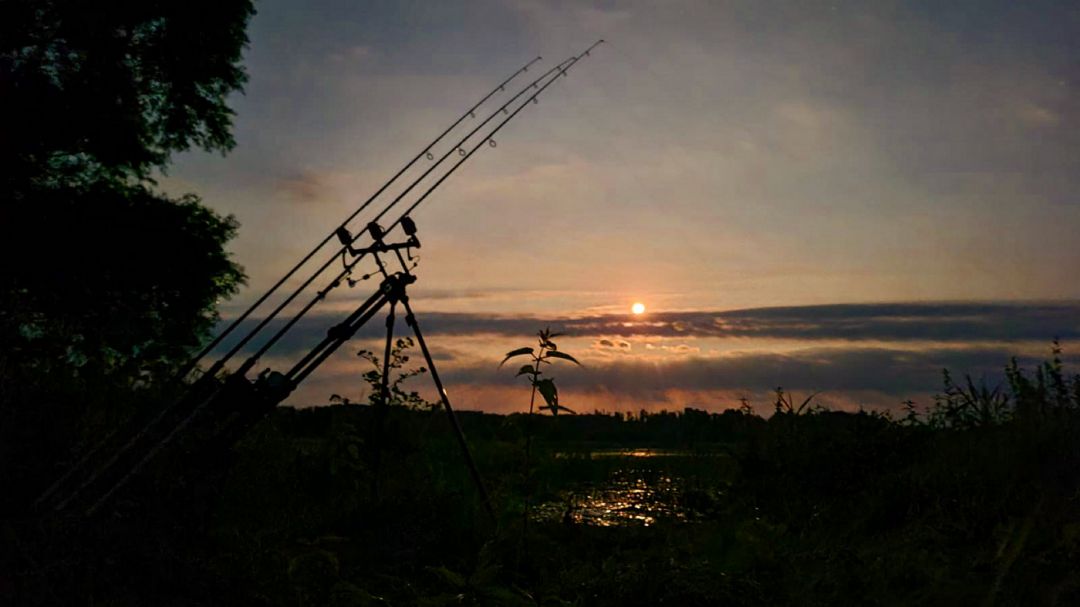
[237,45,601,370]
[38,55,545,512]
[181,56,542,377]
[39,42,604,516]
[205,58,580,378]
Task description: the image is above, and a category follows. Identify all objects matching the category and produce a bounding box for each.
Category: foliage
[7,347,1080,606]
[501,327,581,416]
[0,0,256,185]
[926,369,1011,428]
[501,327,582,564]
[329,337,437,410]
[0,0,253,376]
[771,386,822,416]
[1006,339,1080,415]
[1,183,245,383]
[0,0,252,513]
[897,340,1080,430]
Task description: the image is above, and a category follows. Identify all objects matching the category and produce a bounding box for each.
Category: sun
[631,302,646,315]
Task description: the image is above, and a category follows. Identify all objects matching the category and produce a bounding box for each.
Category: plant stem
[521,351,542,568]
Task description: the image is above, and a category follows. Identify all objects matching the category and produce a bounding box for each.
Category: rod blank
[180,55,543,378]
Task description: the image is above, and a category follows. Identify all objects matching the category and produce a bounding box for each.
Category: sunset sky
[161,0,1080,414]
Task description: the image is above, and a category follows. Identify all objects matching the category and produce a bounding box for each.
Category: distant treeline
[283,404,770,448]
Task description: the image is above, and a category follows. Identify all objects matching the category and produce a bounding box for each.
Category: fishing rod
[390,43,603,224]
[36,56,544,513]
[34,56,544,509]
[243,41,602,368]
[178,55,543,378]
[42,42,603,516]
[216,55,582,377]
[34,49,588,514]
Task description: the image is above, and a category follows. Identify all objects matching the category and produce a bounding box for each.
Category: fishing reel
[336,217,421,285]
[335,217,420,255]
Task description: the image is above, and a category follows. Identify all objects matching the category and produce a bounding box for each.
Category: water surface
[535,448,733,527]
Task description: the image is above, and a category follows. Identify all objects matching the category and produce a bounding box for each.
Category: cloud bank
[206,301,1080,411]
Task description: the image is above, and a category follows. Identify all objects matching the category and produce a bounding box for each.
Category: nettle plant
[501,328,582,544]
[500,327,581,416]
[330,337,436,410]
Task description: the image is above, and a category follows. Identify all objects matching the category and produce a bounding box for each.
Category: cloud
[593,338,630,349]
[328,44,373,64]
[222,302,1080,356]
[1017,103,1061,127]
[212,300,1080,411]
[436,344,1077,399]
[282,341,1075,411]
[277,172,328,203]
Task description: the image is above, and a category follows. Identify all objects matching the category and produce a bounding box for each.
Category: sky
[161,0,1080,415]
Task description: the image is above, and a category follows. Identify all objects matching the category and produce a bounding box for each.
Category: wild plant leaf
[796,392,820,414]
[543,340,558,351]
[515,365,536,377]
[499,347,534,367]
[428,565,467,589]
[545,350,581,366]
[535,378,559,411]
[478,585,533,605]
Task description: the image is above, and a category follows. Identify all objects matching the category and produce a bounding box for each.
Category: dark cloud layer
[218,301,1080,361]
[403,301,1080,342]
[440,345,1077,398]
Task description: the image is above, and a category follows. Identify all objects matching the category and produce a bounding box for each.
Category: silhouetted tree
[0,0,253,379]
[0,0,254,508]
[0,0,255,186]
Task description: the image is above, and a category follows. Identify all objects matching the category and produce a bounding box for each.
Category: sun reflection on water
[534,470,688,528]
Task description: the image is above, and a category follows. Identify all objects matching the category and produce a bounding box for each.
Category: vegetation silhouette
[501,328,582,569]
[3,4,1080,606]
[0,0,254,513]
[26,41,605,521]
[10,347,1077,605]
[348,336,438,412]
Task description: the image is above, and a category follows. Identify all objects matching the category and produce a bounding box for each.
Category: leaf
[428,566,467,589]
[537,378,561,406]
[515,365,536,377]
[796,392,819,414]
[535,378,559,412]
[479,585,533,605]
[545,350,582,366]
[499,347,534,367]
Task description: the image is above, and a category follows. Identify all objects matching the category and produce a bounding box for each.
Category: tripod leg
[371,302,396,500]
[379,303,396,410]
[400,297,496,521]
